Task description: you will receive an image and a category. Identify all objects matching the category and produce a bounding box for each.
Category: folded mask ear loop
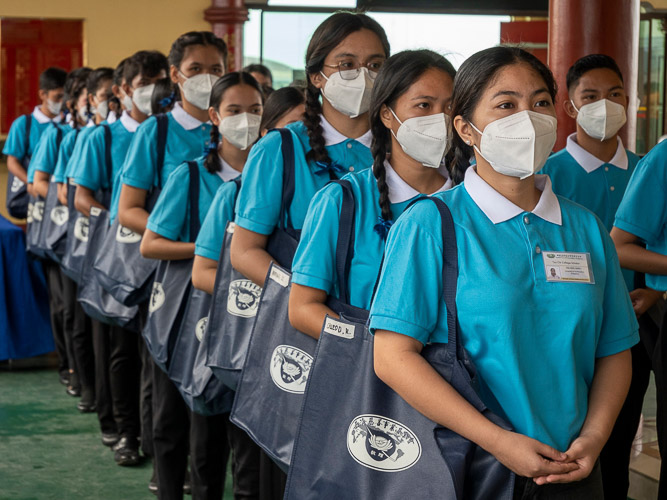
[570,100,581,113]
[388,107,404,142]
[467,120,493,166]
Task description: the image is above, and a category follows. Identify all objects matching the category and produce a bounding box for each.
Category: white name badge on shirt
[543,252,595,284]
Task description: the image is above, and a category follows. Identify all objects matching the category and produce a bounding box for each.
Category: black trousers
[62,275,94,398]
[43,261,67,376]
[152,361,190,500]
[138,303,154,457]
[600,309,667,499]
[227,422,262,500]
[258,450,286,500]
[190,412,230,500]
[109,325,141,438]
[92,320,116,434]
[514,461,603,499]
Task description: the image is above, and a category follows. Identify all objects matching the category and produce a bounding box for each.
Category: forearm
[74,186,104,217]
[230,228,273,287]
[140,230,195,260]
[578,350,632,446]
[118,184,149,234]
[288,283,336,339]
[33,172,50,198]
[192,256,217,294]
[7,156,27,183]
[616,242,667,276]
[57,183,67,205]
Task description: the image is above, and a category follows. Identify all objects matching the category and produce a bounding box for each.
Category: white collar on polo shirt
[320,115,372,148]
[120,110,140,133]
[32,106,62,124]
[566,133,628,173]
[171,102,208,131]
[464,166,562,226]
[384,159,453,204]
[216,155,242,182]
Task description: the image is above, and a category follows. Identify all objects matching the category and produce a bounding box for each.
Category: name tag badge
[269,266,290,288]
[323,317,355,339]
[543,252,595,284]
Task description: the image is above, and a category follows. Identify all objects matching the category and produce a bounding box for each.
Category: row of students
[4,12,663,500]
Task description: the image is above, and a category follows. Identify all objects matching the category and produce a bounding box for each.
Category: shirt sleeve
[369,201,445,345]
[195,181,238,261]
[596,225,640,358]
[65,131,90,181]
[234,130,286,235]
[614,143,667,245]
[53,132,76,183]
[120,117,158,191]
[291,183,343,294]
[73,127,106,191]
[146,162,190,241]
[29,126,60,180]
[2,115,28,159]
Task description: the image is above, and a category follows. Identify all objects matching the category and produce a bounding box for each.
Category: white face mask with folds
[120,89,133,112]
[179,72,220,110]
[132,84,155,116]
[389,108,451,168]
[47,99,63,115]
[572,98,627,141]
[218,112,261,150]
[92,99,109,120]
[470,110,558,179]
[320,67,376,118]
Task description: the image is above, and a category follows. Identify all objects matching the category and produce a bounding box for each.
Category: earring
[466,140,472,145]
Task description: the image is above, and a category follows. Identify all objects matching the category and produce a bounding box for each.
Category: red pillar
[548,0,640,151]
[204,0,249,72]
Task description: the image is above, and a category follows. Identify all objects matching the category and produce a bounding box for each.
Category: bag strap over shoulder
[187,161,201,242]
[55,124,64,150]
[155,114,169,188]
[24,113,33,157]
[273,128,296,232]
[329,179,355,305]
[102,123,113,184]
[231,176,242,208]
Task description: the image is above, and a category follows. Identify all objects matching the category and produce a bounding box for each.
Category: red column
[548,0,640,151]
[204,0,249,72]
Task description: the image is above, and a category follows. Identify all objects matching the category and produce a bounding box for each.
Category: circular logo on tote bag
[74,216,89,242]
[347,414,422,472]
[269,345,313,394]
[50,206,69,226]
[27,202,34,223]
[227,279,261,318]
[116,224,142,244]
[195,316,208,342]
[149,282,165,313]
[11,177,24,193]
[33,201,45,222]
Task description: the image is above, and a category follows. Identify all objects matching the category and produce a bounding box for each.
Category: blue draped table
[0,215,53,360]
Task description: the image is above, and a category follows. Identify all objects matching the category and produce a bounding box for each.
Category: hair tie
[204,142,218,155]
[373,216,394,240]
[159,91,176,108]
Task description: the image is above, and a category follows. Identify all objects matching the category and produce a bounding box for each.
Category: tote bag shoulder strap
[272,128,295,232]
[102,123,113,183]
[187,161,201,242]
[155,114,169,188]
[328,179,355,305]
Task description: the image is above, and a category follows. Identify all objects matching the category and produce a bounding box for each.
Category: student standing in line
[541,53,660,500]
[243,63,274,96]
[288,49,455,337]
[140,71,259,500]
[73,52,169,466]
[29,67,92,399]
[229,12,389,497]
[611,141,667,500]
[117,31,227,500]
[3,67,67,383]
[257,86,304,138]
[369,46,638,499]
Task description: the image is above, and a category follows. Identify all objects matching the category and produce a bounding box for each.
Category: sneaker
[148,467,158,495]
[114,436,140,466]
[183,469,191,495]
[101,432,120,447]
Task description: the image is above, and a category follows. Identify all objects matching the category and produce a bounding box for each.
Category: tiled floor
[629,373,660,499]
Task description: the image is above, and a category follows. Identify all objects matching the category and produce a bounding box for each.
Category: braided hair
[63,67,92,130]
[368,50,456,237]
[204,71,263,174]
[304,12,389,166]
[450,46,558,184]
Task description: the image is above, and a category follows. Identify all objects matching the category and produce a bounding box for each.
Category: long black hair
[64,67,92,129]
[86,67,113,117]
[205,71,263,174]
[450,46,558,184]
[260,86,305,132]
[369,49,456,231]
[304,12,390,166]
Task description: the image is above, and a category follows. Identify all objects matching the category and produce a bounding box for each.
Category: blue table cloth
[0,215,53,360]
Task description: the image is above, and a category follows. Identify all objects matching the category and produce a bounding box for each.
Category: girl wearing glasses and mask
[230,11,390,287]
[288,49,456,338]
[369,46,638,499]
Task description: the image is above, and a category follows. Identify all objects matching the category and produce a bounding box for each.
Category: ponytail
[205,125,221,174]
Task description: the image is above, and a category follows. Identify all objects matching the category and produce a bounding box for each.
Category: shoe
[101,432,120,447]
[148,468,158,495]
[183,469,191,495]
[114,436,141,466]
[66,386,81,397]
[77,399,96,413]
[59,372,70,386]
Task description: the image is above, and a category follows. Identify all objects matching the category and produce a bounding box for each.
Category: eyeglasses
[322,59,385,80]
